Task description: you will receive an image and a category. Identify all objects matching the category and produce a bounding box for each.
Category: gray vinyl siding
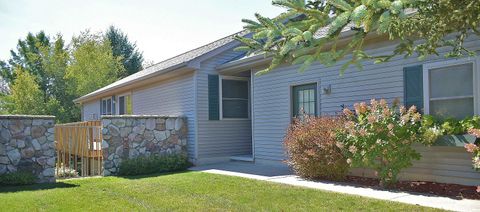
[82,100,100,121]
[131,73,196,160]
[351,145,480,186]
[253,35,480,163]
[196,49,252,160]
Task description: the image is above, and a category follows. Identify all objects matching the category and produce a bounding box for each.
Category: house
[74,29,480,185]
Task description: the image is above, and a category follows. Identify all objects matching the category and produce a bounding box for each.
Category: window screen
[292,83,317,117]
[428,63,474,119]
[222,79,249,118]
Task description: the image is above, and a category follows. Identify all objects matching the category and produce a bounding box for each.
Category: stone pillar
[0,115,56,183]
[101,115,187,176]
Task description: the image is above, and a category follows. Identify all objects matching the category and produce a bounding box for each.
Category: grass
[0,171,442,211]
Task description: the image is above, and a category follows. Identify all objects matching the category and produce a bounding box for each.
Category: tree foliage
[0,33,77,122]
[67,31,125,97]
[236,0,480,74]
[0,31,50,88]
[105,26,144,77]
[3,68,45,115]
[0,27,136,122]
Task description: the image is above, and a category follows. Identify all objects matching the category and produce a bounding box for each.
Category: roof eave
[217,30,374,73]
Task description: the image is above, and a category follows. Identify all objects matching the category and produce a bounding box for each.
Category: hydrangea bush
[336,99,434,187]
[465,129,480,171]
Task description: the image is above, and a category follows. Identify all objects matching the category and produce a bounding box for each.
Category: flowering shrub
[336,99,431,187]
[421,115,480,135]
[465,129,480,171]
[284,116,349,181]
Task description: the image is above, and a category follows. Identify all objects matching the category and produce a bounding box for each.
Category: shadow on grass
[115,170,193,180]
[0,182,78,193]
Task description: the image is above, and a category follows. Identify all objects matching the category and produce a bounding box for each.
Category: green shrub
[421,115,480,135]
[118,154,191,176]
[0,172,37,185]
[336,99,431,187]
[284,116,349,181]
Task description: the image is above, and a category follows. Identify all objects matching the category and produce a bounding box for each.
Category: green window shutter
[403,65,424,112]
[208,74,220,120]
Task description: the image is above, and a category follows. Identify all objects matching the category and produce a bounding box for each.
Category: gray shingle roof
[75,31,247,103]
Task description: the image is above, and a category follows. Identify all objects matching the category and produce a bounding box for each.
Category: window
[101,97,114,115]
[424,59,478,119]
[117,94,132,115]
[292,83,317,117]
[221,77,249,119]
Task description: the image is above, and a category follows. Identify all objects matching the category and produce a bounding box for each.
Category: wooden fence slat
[54,121,103,178]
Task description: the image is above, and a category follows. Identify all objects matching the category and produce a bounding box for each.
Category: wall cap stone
[0,115,56,119]
[101,115,186,119]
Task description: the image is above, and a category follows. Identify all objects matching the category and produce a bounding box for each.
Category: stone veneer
[0,115,56,183]
[101,115,187,176]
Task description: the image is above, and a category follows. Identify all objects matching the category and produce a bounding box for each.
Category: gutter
[217,54,271,73]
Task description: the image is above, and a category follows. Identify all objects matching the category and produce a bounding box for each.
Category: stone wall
[101,115,187,175]
[0,115,56,183]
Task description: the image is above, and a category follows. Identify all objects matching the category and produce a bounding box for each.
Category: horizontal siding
[197,49,252,160]
[132,73,196,160]
[252,34,480,168]
[82,100,100,121]
[350,145,480,186]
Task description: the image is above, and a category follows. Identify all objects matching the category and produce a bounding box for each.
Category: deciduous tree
[3,68,45,115]
[66,31,125,96]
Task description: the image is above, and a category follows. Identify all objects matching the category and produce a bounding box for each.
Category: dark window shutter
[403,65,424,112]
[208,74,220,120]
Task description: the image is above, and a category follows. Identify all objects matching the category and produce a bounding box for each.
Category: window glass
[222,79,249,118]
[222,79,249,99]
[222,100,249,118]
[292,83,317,117]
[428,63,474,119]
[430,98,474,119]
[429,63,473,98]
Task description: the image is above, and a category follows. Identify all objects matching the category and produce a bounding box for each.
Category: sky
[0,0,284,64]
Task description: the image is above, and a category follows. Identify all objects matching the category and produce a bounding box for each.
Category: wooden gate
[55,121,103,178]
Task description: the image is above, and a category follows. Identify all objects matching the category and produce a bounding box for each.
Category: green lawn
[0,171,441,211]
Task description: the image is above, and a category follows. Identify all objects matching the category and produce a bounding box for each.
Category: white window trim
[219,75,251,120]
[100,96,117,116]
[422,57,480,116]
[101,97,114,115]
[117,92,132,115]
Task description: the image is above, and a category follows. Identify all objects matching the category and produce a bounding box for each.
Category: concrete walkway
[190,161,480,212]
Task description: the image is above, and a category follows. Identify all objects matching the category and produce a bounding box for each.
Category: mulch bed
[343,176,480,200]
